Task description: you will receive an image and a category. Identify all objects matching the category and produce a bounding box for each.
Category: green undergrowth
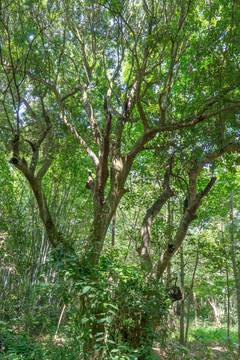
[1,317,238,360]
[0,321,81,360]
[187,324,238,344]
[171,321,238,350]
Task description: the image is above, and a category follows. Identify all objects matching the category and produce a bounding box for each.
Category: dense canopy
[0,0,240,359]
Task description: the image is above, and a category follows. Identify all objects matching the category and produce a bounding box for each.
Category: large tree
[1,0,240,357]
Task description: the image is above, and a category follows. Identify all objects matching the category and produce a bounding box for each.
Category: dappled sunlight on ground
[153,342,239,360]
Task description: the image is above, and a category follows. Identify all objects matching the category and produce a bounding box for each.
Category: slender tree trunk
[180,245,185,345]
[193,292,198,327]
[185,243,200,343]
[166,201,176,330]
[185,196,208,342]
[224,293,227,319]
[112,213,116,248]
[208,298,221,326]
[83,321,105,360]
[226,268,230,346]
[230,190,240,353]
[166,200,173,288]
[54,304,66,340]
[185,289,192,344]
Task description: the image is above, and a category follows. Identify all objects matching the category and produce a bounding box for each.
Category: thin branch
[62,114,99,168]
[127,101,240,158]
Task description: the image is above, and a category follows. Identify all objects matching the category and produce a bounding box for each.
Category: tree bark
[193,292,198,327]
[112,213,116,248]
[140,188,174,267]
[155,177,216,279]
[226,268,230,346]
[179,245,185,345]
[9,157,61,249]
[208,298,221,326]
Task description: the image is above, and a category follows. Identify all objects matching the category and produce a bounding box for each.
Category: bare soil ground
[153,342,239,359]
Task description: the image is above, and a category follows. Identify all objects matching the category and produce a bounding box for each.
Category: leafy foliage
[1,0,240,358]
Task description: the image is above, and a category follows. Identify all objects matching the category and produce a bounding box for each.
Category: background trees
[0,0,240,358]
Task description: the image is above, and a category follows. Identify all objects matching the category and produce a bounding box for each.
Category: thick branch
[127,103,240,158]
[36,159,52,182]
[9,158,59,248]
[137,100,149,131]
[189,142,240,203]
[140,188,174,267]
[61,85,81,102]
[96,99,112,205]
[139,168,174,267]
[30,178,60,248]
[85,169,94,191]
[155,177,216,280]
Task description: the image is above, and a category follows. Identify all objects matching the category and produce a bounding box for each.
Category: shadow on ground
[153,342,238,360]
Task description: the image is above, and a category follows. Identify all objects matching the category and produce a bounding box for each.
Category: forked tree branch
[139,167,175,267]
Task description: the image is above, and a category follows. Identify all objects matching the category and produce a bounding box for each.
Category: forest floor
[153,341,239,359]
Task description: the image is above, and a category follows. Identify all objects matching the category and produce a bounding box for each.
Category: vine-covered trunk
[81,204,117,358]
[82,319,105,360]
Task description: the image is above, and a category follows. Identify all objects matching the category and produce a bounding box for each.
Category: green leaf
[80,317,89,324]
[98,317,112,324]
[81,286,92,295]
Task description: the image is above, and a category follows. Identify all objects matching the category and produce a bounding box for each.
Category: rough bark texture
[140,188,174,267]
[139,168,174,267]
[154,177,216,280]
[9,126,62,250]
